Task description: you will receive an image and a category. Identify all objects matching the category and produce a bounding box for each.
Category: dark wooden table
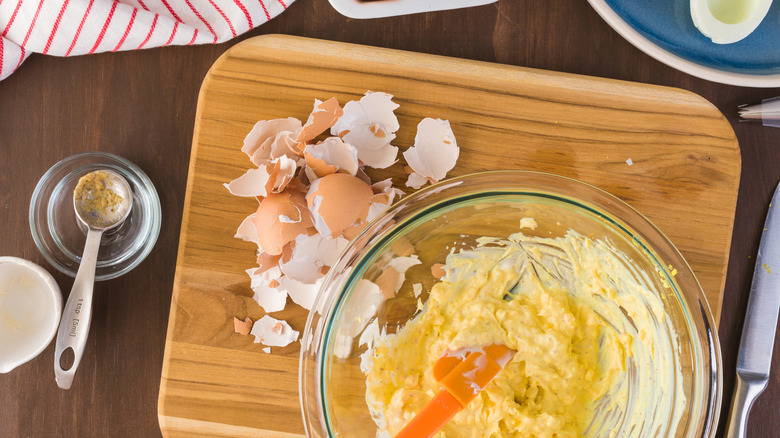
[1,0,778,436]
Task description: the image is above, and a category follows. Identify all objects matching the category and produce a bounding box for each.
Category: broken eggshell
[243,118,303,164]
[306,174,373,239]
[331,91,400,169]
[298,98,344,144]
[404,118,459,189]
[366,178,405,223]
[234,317,253,335]
[373,255,422,298]
[254,190,314,255]
[248,270,288,313]
[250,315,299,347]
[224,156,298,197]
[280,233,350,284]
[303,137,360,181]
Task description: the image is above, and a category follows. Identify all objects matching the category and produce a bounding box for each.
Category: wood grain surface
[0,1,779,437]
[157,34,739,437]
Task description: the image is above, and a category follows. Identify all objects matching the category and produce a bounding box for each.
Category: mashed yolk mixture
[361,230,685,438]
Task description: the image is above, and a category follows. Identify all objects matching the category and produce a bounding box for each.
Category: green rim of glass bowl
[29,152,161,281]
[304,170,722,438]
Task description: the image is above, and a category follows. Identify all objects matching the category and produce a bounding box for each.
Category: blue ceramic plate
[588,0,780,87]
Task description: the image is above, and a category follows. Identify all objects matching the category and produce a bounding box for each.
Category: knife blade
[725,182,780,438]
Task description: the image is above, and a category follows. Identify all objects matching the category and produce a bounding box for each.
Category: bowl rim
[0,256,63,373]
[299,169,723,438]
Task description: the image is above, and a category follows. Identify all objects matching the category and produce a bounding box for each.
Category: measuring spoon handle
[54,228,103,389]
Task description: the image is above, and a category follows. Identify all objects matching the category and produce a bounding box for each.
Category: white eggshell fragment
[224,156,298,198]
[280,233,349,284]
[356,143,399,169]
[247,267,288,313]
[303,137,360,181]
[331,92,400,169]
[334,279,385,359]
[374,255,422,297]
[358,319,380,349]
[366,178,405,223]
[281,276,324,311]
[404,118,458,188]
[250,315,299,347]
[251,131,304,166]
[242,118,303,161]
[405,172,430,190]
[235,213,259,246]
[224,167,271,197]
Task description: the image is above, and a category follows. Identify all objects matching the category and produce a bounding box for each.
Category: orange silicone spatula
[394,344,515,438]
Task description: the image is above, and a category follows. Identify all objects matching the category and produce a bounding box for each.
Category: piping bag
[395,344,515,438]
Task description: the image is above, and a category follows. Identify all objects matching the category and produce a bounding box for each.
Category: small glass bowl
[300,171,722,438]
[29,152,161,281]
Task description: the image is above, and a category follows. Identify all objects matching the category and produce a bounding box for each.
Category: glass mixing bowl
[29,152,161,281]
[300,171,722,438]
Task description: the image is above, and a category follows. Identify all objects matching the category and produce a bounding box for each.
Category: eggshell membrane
[306,174,373,239]
[282,276,324,311]
[366,178,405,223]
[251,315,299,347]
[279,233,349,284]
[225,156,299,198]
[247,267,287,313]
[357,143,399,169]
[330,92,400,168]
[224,167,272,197]
[405,171,430,190]
[254,190,314,255]
[243,118,302,159]
[297,98,344,144]
[252,130,304,166]
[235,213,259,245]
[303,137,359,180]
[265,156,298,194]
[403,118,459,186]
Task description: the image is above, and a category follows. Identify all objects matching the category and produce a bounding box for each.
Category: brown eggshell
[256,252,282,274]
[306,174,373,239]
[234,317,253,335]
[254,190,314,255]
[297,98,344,144]
[304,152,338,179]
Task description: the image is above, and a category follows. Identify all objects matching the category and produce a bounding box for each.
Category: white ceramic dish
[588,0,780,88]
[328,0,496,19]
[0,257,62,373]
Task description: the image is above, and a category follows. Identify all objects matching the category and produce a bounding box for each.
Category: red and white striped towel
[0,0,292,81]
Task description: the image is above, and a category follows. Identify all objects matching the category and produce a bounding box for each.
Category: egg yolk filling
[361,230,685,438]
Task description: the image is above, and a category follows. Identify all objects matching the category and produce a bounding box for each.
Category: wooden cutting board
[158,34,740,437]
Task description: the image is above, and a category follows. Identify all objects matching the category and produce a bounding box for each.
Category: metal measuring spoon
[54,170,132,389]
